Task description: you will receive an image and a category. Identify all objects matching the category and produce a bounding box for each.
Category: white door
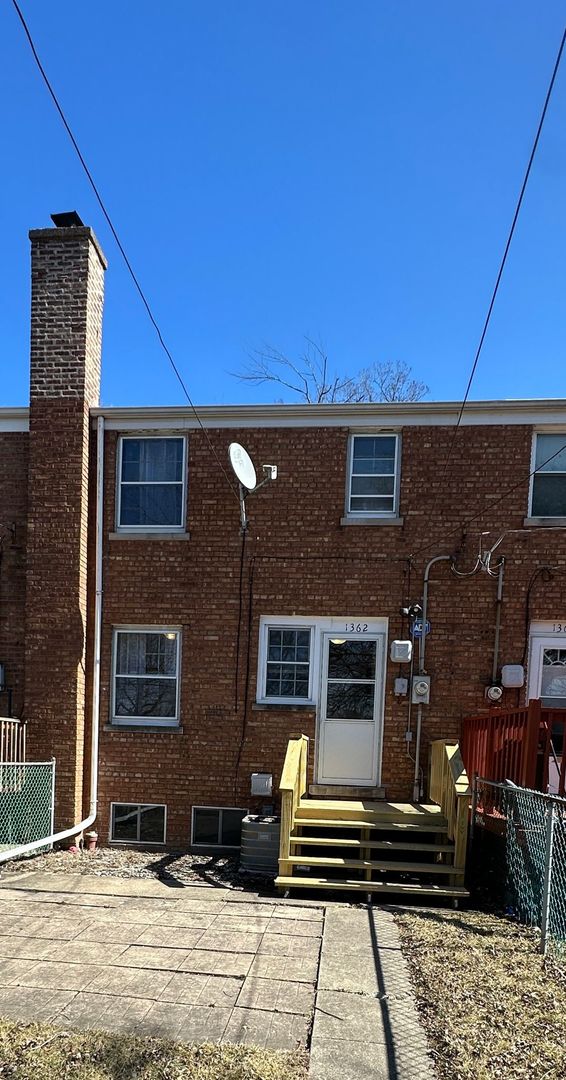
[316,633,384,786]
[528,636,566,708]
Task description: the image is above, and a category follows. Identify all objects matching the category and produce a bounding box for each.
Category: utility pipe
[413,554,452,802]
[492,557,505,684]
[0,416,105,865]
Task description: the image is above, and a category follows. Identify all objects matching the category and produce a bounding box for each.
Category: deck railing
[430,739,471,880]
[278,734,309,876]
[461,700,566,796]
[0,717,26,765]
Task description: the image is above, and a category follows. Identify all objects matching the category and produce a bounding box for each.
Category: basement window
[112,629,180,726]
[191,806,246,849]
[117,436,186,530]
[110,803,166,844]
[346,433,400,517]
[530,434,566,517]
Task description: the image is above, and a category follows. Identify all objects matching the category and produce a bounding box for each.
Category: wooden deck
[276,737,471,901]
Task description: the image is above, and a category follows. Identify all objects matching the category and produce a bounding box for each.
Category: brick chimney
[24,219,107,829]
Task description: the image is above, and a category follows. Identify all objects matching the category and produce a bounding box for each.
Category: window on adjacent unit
[258,623,313,704]
[530,434,566,517]
[191,806,246,848]
[112,629,180,726]
[110,803,166,844]
[117,436,186,530]
[347,434,399,516]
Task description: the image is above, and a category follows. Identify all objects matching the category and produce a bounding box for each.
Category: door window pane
[541,649,566,707]
[328,640,376,680]
[326,682,375,720]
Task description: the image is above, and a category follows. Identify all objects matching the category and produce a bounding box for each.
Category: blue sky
[1,1,565,407]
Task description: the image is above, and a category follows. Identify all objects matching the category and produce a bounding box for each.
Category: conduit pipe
[413,554,452,803]
[0,415,105,865]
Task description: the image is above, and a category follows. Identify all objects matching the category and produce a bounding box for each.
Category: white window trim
[528,430,566,519]
[257,619,316,705]
[116,434,188,533]
[191,806,248,849]
[109,801,167,844]
[111,626,182,727]
[345,431,401,519]
[256,614,389,706]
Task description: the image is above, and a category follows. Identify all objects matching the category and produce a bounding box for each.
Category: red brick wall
[0,433,28,718]
[24,226,105,829]
[90,420,566,846]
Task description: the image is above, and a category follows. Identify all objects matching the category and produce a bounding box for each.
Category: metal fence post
[540,802,556,956]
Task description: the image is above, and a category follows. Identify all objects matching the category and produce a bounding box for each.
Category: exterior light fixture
[330,639,346,645]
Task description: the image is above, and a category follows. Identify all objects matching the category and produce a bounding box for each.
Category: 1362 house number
[553,624,566,633]
[344,622,369,632]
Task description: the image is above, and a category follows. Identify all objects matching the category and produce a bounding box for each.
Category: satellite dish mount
[228,443,278,530]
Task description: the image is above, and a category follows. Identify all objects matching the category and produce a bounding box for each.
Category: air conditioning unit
[240,814,280,875]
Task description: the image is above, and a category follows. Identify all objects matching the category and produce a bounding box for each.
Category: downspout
[413,554,452,802]
[0,415,104,864]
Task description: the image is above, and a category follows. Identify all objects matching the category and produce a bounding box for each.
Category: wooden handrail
[430,739,471,881]
[278,734,309,876]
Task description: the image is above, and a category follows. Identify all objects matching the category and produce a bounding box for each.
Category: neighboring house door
[316,632,385,786]
[528,627,566,792]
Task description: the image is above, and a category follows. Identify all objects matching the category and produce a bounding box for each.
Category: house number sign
[344,622,369,633]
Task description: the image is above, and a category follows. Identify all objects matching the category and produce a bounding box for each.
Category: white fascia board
[92,399,566,431]
[0,409,29,432]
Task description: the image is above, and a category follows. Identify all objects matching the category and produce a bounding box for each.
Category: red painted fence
[461,700,566,796]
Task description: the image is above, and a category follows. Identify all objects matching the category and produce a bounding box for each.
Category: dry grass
[0,1020,308,1080]
[394,908,566,1080]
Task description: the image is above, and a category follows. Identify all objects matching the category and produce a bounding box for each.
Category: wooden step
[293,818,449,833]
[289,836,455,853]
[275,875,469,898]
[287,856,463,874]
[296,799,442,823]
[309,784,386,799]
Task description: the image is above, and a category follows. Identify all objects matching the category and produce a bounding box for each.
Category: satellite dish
[228,443,257,491]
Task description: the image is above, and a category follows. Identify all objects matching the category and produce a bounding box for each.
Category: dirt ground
[394,907,566,1080]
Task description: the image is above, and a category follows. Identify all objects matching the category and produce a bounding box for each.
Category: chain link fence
[0,762,55,853]
[472,777,566,966]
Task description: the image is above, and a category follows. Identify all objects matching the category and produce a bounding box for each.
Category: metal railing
[0,717,26,765]
[472,776,566,964]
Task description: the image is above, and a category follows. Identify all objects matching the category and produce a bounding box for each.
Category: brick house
[1,218,566,864]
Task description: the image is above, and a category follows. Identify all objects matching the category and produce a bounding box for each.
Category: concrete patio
[0,870,436,1078]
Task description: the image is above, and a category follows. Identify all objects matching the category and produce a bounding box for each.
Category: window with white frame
[191,806,246,848]
[112,629,180,725]
[117,436,186,530]
[347,434,399,516]
[258,623,313,703]
[111,803,166,843]
[530,434,566,517]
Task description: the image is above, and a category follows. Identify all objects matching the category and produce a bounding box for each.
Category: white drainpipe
[0,415,105,864]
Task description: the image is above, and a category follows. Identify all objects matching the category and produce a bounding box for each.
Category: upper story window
[117,436,186,530]
[530,434,566,518]
[257,621,314,704]
[112,629,180,726]
[347,434,399,517]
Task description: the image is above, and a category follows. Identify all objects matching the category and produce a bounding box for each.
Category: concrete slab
[0,985,76,1023]
[16,960,104,992]
[159,971,242,1007]
[59,991,153,1033]
[117,945,189,971]
[309,1038,390,1080]
[76,920,148,944]
[269,917,323,937]
[196,929,263,954]
[87,964,174,999]
[248,954,319,984]
[142,1001,231,1042]
[222,1006,309,1050]
[0,958,41,986]
[236,976,315,1015]
[258,933,321,959]
[0,935,60,961]
[133,925,205,950]
[179,949,253,978]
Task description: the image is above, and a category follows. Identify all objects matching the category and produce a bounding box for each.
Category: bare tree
[236,338,428,404]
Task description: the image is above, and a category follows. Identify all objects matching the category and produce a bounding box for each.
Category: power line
[443,26,566,475]
[10,0,239,501]
[410,436,566,560]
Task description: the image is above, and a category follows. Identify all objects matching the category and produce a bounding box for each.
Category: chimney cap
[50,211,85,228]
